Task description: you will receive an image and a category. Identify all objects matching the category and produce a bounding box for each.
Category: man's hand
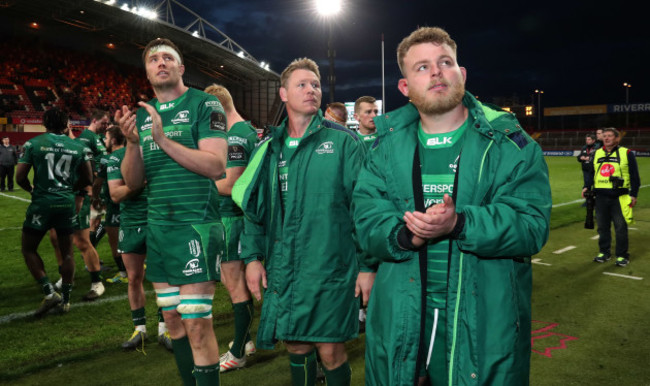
[138,102,166,145]
[630,196,637,207]
[403,194,457,241]
[115,106,139,144]
[245,260,267,301]
[581,187,588,198]
[355,272,376,307]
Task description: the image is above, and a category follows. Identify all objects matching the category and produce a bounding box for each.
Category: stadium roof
[2,0,280,85]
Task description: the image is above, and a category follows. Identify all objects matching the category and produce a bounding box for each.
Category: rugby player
[235,58,373,386]
[16,107,93,316]
[105,124,172,351]
[353,96,379,150]
[116,38,228,385]
[51,109,109,300]
[204,83,259,372]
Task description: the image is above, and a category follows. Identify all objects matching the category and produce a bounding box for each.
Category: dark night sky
[178,0,647,111]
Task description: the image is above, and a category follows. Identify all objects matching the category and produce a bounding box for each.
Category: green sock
[172,336,195,386]
[289,350,317,386]
[89,270,102,283]
[61,283,73,303]
[131,307,146,328]
[230,300,253,357]
[245,300,254,342]
[113,254,126,272]
[193,363,220,386]
[157,307,165,322]
[322,361,351,386]
[37,276,54,296]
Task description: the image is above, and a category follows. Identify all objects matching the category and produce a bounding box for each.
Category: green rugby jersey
[218,121,259,217]
[418,119,469,308]
[19,132,92,205]
[106,147,147,226]
[357,131,377,150]
[136,87,228,225]
[76,128,107,164]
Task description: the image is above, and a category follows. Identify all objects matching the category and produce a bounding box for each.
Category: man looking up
[16,108,93,316]
[353,27,551,385]
[116,38,228,385]
[204,83,259,372]
[234,58,372,386]
[353,96,379,150]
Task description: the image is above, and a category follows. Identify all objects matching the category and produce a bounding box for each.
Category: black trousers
[0,164,14,190]
[595,195,628,258]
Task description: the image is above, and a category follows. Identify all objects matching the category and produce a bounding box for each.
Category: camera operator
[577,133,598,188]
[582,127,640,267]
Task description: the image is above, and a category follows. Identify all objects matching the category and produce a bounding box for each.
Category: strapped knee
[155,287,180,312]
[176,294,214,319]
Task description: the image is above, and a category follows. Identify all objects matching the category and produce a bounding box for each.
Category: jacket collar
[270,110,324,143]
[374,91,508,138]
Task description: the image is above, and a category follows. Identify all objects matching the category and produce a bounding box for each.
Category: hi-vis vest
[593,146,631,190]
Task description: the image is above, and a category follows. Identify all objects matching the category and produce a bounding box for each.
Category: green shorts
[75,195,91,230]
[105,202,121,227]
[146,222,224,286]
[418,300,447,382]
[221,216,244,262]
[23,200,78,232]
[118,225,147,255]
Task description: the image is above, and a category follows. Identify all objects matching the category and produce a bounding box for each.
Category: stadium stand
[533,128,650,152]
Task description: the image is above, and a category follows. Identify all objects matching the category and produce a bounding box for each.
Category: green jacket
[234,111,366,349]
[353,93,551,385]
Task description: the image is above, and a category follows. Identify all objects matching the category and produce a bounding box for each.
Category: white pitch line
[591,235,600,240]
[553,245,576,254]
[0,227,22,231]
[0,290,154,325]
[532,258,551,266]
[603,272,643,280]
[0,192,31,203]
[552,184,649,208]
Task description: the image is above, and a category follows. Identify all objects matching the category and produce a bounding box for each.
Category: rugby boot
[34,292,62,318]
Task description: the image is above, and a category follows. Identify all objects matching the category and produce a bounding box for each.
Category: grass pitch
[0,156,648,385]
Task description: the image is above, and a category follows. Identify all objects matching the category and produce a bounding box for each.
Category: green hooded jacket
[352,93,551,385]
[233,111,367,349]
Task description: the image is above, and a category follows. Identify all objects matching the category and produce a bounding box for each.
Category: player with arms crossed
[116,38,228,385]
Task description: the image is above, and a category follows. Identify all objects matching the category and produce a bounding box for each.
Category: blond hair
[280,58,320,88]
[204,84,234,112]
[397,27,457,76]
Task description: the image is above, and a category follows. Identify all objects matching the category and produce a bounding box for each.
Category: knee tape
[155,287,180,311]
[177,294,214,319]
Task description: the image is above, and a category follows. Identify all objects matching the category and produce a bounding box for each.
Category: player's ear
[397,78,409,98]
[179,64,186,76]
[279,87,288,103]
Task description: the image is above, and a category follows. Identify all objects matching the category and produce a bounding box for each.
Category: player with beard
[352,27,551,385]
[116,38,228,385]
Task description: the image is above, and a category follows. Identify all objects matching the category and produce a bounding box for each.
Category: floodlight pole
[327,21,336,103]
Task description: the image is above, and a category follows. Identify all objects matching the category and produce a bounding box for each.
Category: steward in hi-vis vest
[584,128,640,267]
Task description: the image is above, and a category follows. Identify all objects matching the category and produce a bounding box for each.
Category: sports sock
[61,283,73,303]
[245,300,254,342]
[131,307,146,328]
[37,276,54,296]
[113,254,126,273]
[89,270,102,283]
[91,222,106,246]
[322,361,352,386]
[193,363,220,386]
[231,300,253,357]
[157,307,165,322]
[172,335,195,386]
[289,350,317,386]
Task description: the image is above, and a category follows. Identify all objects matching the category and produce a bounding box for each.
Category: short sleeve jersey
[135,88,228,225]
[19,132,91,205]
[106,147,147,227]
[218,121,259,217]
[418,119,469,308]
[76,129,107,164]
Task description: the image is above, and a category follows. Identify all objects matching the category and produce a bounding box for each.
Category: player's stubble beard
[410,79,465,115]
